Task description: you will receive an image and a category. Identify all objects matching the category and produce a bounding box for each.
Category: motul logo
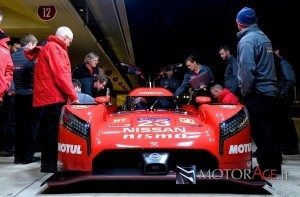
[58,143,82,154]
[228,143,251,154]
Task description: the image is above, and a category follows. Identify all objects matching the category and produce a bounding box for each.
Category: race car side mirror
[195,96,211,104]
[94,96,110,104]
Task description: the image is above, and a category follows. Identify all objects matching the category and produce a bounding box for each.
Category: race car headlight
[61,108,91,140]
[219,108,249,156]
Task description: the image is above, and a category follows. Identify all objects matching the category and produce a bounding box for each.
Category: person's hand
[71,99,80,104]
[274,50,282,58]
[199,84,207,90]
[7,90,15,96]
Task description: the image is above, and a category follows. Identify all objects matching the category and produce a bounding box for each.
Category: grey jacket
[237,24,277,97]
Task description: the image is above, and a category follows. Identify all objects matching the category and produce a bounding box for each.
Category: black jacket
[275,56,296,97]
[72,63,99,96]
[12,48,34,95]
[224,55,239,95]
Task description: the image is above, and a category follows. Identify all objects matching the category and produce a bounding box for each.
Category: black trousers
[0,94,16,152]
[35,102,65,171]
[277,96,299,151]
[14,94,40,161]
[243,94,282,168]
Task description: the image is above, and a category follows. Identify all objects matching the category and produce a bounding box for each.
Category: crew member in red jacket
[0,12,14,104]
[31,26,78,173]
[210,84,239,104]
[0,12,14,157]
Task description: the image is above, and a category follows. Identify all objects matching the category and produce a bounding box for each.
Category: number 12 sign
[37,6,56,21]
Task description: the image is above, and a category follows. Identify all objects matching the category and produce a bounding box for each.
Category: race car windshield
[124,96,178,111]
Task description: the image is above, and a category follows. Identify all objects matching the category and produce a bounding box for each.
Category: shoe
[0,150,14,157]
[14,157,21,164]
[21,157,41,164]
[41,163,57,173]
[282,149,299,155]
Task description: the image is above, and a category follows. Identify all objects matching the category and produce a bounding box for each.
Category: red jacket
[0,32,14,102]
[31,35,77,107]
[218,88,239,104]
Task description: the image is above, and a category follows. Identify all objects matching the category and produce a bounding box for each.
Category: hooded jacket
[27,35,77,107]
[0,30,13,101]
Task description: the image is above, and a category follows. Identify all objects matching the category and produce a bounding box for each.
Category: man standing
[12,34,40,164]
[236,7,282,173]
[72,52,100,96]
[0,11,13,105]
[274,49,298,155]
[175,55,214,97]
[0,11,14,156]
[218,45,240,97]
[32,26,78,173]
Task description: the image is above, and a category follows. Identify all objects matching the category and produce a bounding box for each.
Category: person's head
[218,45,231,60]
[165,69,174,78]
[20,34,38,50]
[98,66,106,75]
[93,74,108,90]
[84,52,99,68]
[0,10,3,24]
[134,97,147,110]
[185,54,199,72]
[72,79,82,92]
[55,26,73,47]
[236,7,257,31]
[210,84,224,98]
[7,38,21,53]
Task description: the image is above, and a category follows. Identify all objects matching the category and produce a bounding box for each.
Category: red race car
[45,87,265,187]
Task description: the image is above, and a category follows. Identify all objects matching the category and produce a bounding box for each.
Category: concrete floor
[1,152,300,196]
[1,118,300,196]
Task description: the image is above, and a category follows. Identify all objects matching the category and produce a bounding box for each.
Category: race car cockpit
[123,88,178,111]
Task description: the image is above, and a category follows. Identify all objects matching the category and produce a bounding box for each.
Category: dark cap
[236,7,257,26]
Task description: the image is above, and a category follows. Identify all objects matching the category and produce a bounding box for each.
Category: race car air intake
[142,152,169,175]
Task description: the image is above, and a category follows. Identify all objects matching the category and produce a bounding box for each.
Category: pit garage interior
[1,0,137,106]
[1,0,300,196]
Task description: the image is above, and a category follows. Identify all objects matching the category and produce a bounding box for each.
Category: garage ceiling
[0,0,136,91]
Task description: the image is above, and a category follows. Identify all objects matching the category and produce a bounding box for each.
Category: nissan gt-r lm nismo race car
[45,87,266,187]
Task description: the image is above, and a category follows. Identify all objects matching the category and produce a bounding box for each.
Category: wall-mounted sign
[37,6,56,21]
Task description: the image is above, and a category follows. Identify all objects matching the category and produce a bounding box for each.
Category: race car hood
[96,111,216,149]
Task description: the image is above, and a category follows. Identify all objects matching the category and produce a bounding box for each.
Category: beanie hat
[236,7,257,26]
